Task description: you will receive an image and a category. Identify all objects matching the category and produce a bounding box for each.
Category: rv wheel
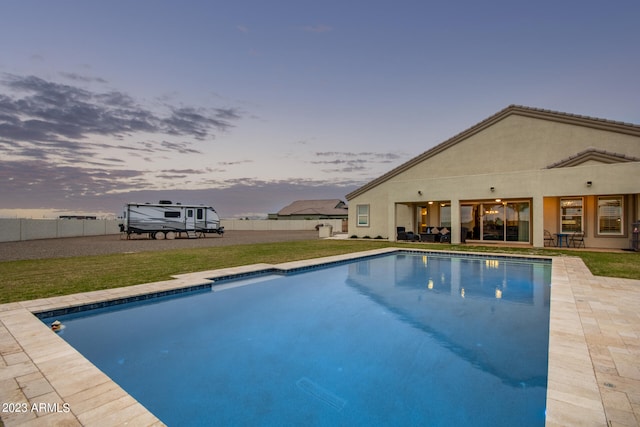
[155,231,165,240]
[165,231,175,240]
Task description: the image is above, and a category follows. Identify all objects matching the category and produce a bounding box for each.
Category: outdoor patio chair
[397,227,420,241]
[570,232,585,248]
[544,230,556,247]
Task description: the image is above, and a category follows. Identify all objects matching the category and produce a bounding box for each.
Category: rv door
[185,208,196,230]
[196,208,205,230]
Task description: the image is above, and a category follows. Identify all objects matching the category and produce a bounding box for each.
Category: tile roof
[277,199,348,216]
[546,148,640,168]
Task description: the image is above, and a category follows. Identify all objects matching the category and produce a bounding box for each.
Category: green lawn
[1,239,638,304]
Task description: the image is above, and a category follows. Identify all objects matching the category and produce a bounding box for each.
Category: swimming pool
[41,251,551,426]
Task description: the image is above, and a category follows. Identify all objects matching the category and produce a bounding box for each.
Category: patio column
[450,198,461,244]
[532,194,544,248]
[390,202,398,241]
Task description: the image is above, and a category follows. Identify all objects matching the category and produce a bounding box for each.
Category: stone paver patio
[548,256,640,426]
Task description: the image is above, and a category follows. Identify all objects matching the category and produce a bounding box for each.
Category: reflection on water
[351,253,550,305]
[347,253,551,387]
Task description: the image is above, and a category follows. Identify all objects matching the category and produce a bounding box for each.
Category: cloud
[0,159,148,205]
[0,72,370,219]
[217,160,253,166]
[311,151,405,173]
[315,151,402,160]
[0,152,363,218]
[160,168,211,175]
[165,106,237,140]
[102,157,126,164]
[0,72,247,205]
[159,140,202,154]
[59,72,108,84]
[0,73,242,153]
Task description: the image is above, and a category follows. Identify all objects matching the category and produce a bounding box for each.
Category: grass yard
[0,239,638,304]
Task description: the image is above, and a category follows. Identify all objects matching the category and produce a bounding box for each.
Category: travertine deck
[547,256,640,426]
[1,248,638,426]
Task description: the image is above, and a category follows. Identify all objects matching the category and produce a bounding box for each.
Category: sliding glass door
[505,202,530,242]
[482,204,505,240]
[462,201,530,243]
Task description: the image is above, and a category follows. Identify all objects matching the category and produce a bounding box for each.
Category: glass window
[197,209,204,220]
[461,205,478,240]
[506,202,530,242]
[560,198,583,233]
[356,205,369,227]
[483,204,505,241]
[164,211,180,218]
[440,205,451,228]
[598,196,623,235]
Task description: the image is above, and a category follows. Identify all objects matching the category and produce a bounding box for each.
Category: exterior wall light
[490,187,495,192]
[586,181,592,187]
[418,190,423,195]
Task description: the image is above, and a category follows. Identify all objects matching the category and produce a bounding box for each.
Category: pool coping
[0,248,615,426]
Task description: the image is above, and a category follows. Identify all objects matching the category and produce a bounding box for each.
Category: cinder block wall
[0,219,344,242]
[0,219,121,242]
[220,219,343,231]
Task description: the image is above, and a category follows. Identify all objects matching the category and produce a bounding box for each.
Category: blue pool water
[42,252,551,426]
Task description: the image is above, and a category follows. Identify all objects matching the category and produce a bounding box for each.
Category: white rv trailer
[120,200,224,239]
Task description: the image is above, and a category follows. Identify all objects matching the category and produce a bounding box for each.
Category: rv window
[187,210,193,218]
[164,212,181,218]
[197,209,203,220]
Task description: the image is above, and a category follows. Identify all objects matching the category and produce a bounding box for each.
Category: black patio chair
[397,227,419,241]
[544,230,556,247]
[570,232,585,248]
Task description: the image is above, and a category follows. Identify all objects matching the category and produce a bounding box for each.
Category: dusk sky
[1,1,638,218]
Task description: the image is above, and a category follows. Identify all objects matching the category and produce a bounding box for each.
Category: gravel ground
[0,230,320,261]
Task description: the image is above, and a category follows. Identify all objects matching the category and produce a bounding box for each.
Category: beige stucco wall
[542,194,637,250]
[348,112,640,248]
[394,115,640,181]
[351,163,639,240]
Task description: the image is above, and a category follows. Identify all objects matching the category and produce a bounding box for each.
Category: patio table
[555,233,570,248]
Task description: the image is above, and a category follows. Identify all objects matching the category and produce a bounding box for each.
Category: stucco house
[346,105,640,249]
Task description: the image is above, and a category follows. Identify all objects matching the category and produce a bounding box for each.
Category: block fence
[0,218,345,242]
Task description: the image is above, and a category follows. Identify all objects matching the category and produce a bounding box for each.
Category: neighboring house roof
[346,105,640,200]
[277,199,348,216]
